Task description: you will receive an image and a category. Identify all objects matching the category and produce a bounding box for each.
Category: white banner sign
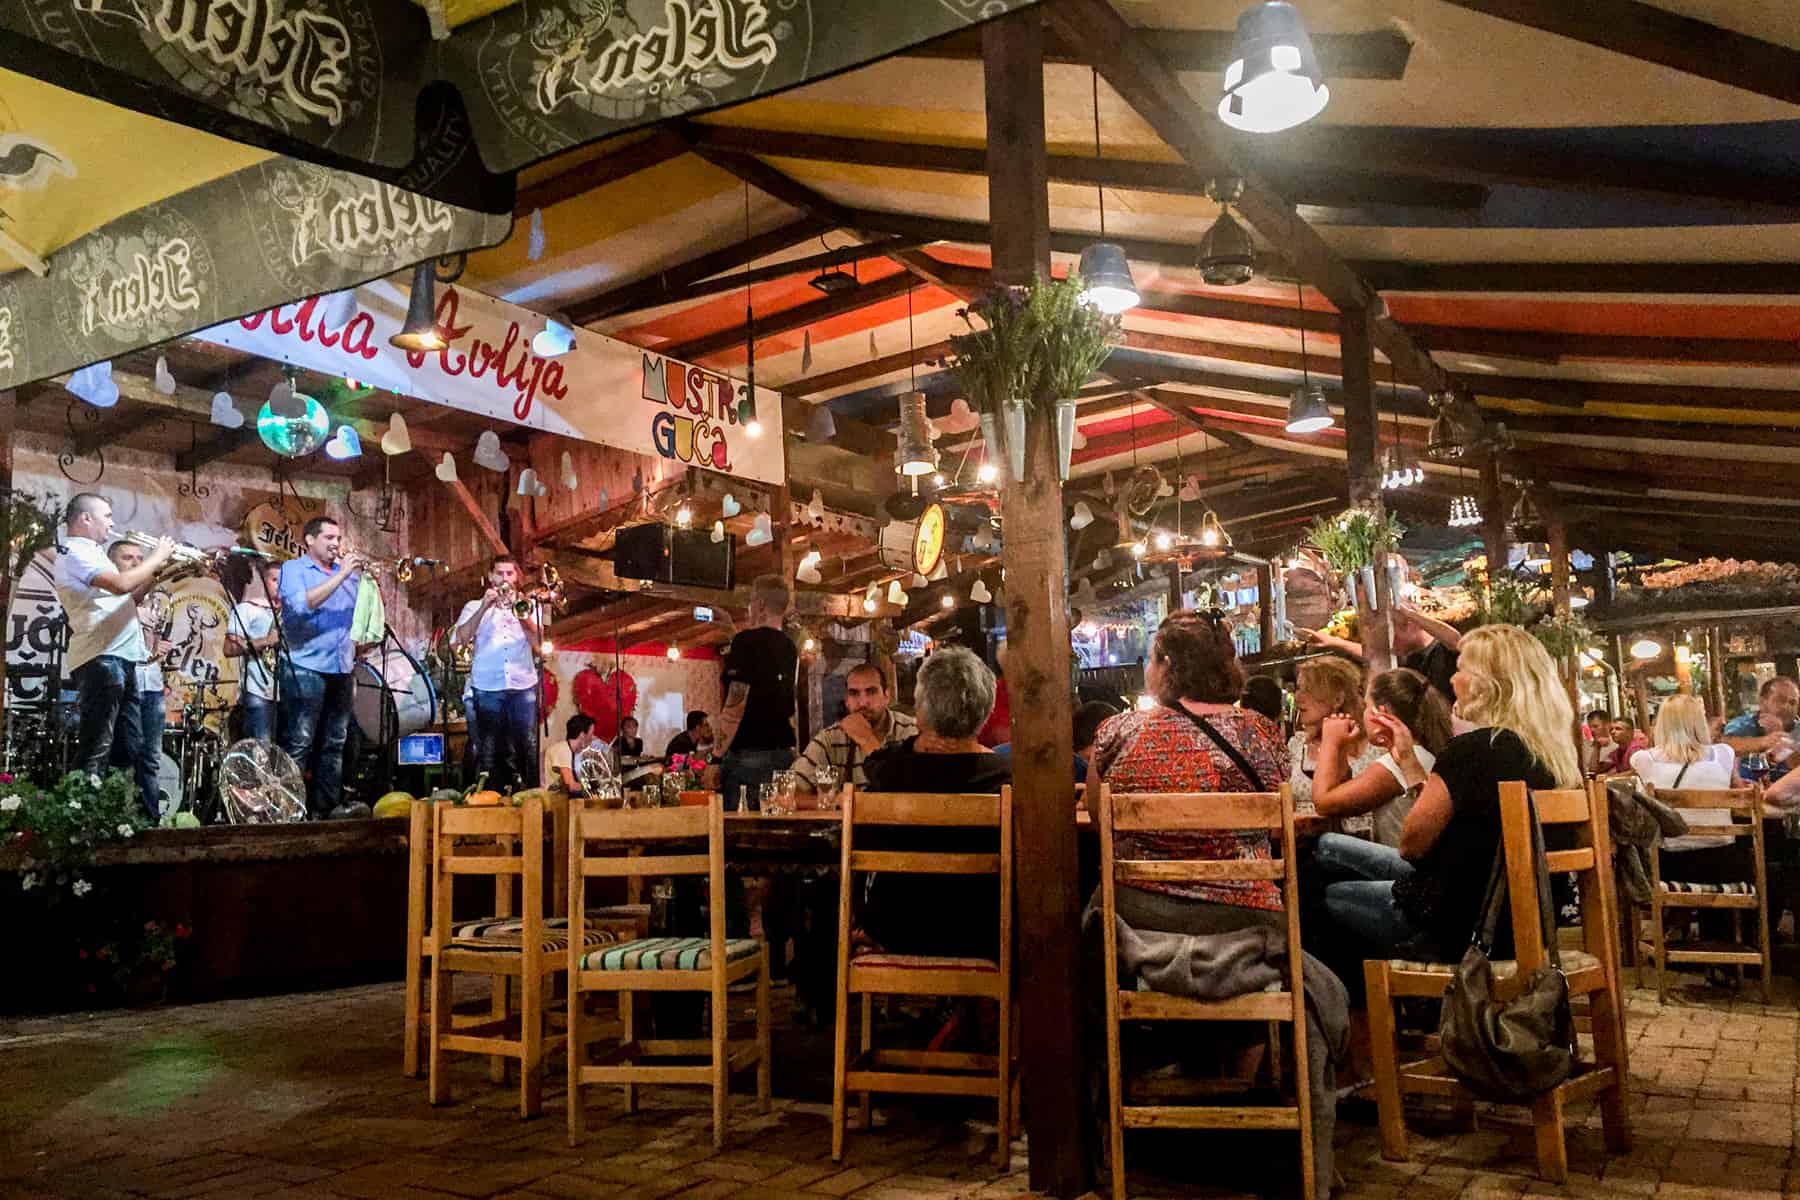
[197,277,784,485]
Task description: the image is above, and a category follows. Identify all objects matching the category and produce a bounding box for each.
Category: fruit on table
[465,790,504,807]
[372,791,415,819]
[428,788,462,804]
[511,788,552,807]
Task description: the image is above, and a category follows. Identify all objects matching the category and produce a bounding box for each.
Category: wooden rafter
[566,217,832,324]
[661,271,918,362]
[1354,261,1800,296]
[514,129,694,215]
[908,23,1414,81]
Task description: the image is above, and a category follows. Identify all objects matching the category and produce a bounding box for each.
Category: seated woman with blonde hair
[1288,655,1379,818]
[1316,625,1579,962]
[1632,693,1739,882]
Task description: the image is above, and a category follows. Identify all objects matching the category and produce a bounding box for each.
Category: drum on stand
[353,648,438,742]
[156,751,181,820]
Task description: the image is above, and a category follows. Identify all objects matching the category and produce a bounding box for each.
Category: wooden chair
[1638,784,1771,1004]
[1096,783,1312,1200]
[831,788,1017,1168]
[427,796,598,1117]
[1365,780,1631,1183]
[405,798,644,1079]
[566,799,771,1149]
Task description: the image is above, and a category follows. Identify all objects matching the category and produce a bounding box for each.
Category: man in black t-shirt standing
[1303,604,1461,705]
[715,574,799,808]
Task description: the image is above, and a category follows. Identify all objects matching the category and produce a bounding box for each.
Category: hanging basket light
[1219,2,1331,134]
[1448,495,1482,528]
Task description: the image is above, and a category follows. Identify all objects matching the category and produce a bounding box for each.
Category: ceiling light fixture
[390,261,447,352]
[1198,178,1256,286]
[1630,637,1663,661]
[1219,2,1331,134]
[1448,494,1482,528]
[1285,278,1333,433]
[1078,68,1139,315]
[807,267,857,295]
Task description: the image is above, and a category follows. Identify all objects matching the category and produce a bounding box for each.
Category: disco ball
[256,394,331,458]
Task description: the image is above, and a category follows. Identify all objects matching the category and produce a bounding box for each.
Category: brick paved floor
[2,969,1797,1200]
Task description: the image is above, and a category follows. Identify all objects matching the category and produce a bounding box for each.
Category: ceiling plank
[588,236,923,319]
[1353,261,1800,296]
[660,271,918,362]
[514,129,694,216]
[566,217,831,324]
[1437,0,1800,106]
[787,339,952,398]
[1468,374,1800,412]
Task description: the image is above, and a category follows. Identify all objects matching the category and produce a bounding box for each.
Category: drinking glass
[814,764,841,810]
[757,781,779,814]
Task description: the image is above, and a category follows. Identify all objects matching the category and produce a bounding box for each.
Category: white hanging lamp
[1219,2,1330,134]
[1078,69,1138,315]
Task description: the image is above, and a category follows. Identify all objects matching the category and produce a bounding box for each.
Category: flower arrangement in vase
[1305,506,1405,609]
[948,273,1121,482]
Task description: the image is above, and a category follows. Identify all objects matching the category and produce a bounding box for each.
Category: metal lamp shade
[389,262,445,352]
[1197,208,1256,286]
[1077,242,1140,315]
[1218,2,1330,134]
[1285,384,1333,433]
[895,390,939,477]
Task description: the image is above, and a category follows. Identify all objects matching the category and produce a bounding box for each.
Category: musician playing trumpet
[277,516,366,818]
[224,559,284,741]
[53,494,175,822]
[452,556,541,790]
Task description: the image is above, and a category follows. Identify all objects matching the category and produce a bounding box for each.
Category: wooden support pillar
[984,13,1086,1197]
[1480,458,1508,587]
[1548,511,1578,715]
[1339,307,1394,672]
[1707,624,1729,721]
[1256,562,1276,655]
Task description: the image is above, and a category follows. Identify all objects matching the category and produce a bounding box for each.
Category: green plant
[947,274,1121,413]
[0,769,146,903]
[1305,507,1405,574]
[0,489,60,579]
[1531,610,1592,662]
[77,918,191,1000]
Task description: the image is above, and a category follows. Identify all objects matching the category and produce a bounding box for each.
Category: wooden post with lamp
[1340,305,1395,673]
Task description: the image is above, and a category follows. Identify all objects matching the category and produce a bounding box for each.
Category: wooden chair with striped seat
[1096,784,1313,1200]
[1365,780,1631,1183]
[831,788,1017,1169]
[566,799,771,1149]
[426,796,614,1117]
[405,798,645,1080]
[1639,784,1771,1004]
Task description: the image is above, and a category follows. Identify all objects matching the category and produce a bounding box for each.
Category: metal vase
[1003,399,1027,482]
[1053,397,1079,481]
[1343,570,1359,609]
[1360,565,1379,610]
[979,410,1004,473]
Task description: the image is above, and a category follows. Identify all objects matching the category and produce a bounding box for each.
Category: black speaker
[669,527,735,590]
[612,523,736,590]
[613,523,668,582]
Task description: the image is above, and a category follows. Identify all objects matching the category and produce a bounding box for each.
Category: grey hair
[916,646,996,740]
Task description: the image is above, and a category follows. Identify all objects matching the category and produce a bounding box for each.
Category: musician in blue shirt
[277,516,366,817]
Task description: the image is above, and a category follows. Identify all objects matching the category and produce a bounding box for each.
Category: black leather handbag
[1438,800,1576,1103]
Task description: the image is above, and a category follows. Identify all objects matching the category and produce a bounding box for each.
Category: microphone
[227,546,269,557]
[403,556,443,567]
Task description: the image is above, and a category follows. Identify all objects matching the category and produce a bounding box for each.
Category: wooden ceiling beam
[661,271,918,362]
[1044,0,1450,395]
[686,139,856,225]
[1469,374,1800,412]
[787,339,952,398]
[514,129,694,216]
[1354,261,1800,296]
[1437,0,1800,107]
[684,124,1484,212]
[566,216,832,324]
[580,235,922,322]
[907,24,1414,80]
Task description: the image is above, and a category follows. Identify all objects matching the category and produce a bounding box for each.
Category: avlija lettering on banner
[0,307,13,373]
[78,239,201,337]
[74,0,353,124]
[534,0,779,113]
[403,289,568,421]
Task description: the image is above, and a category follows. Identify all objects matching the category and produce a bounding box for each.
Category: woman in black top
[1319,624,1579,961]
[859,646,1009,959]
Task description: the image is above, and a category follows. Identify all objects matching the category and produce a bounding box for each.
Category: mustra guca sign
[199,277,784,485]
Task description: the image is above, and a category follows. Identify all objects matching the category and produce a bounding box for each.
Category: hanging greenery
[0,489,60,579]
[1305,506,1405,575]
[948,273,1121,413]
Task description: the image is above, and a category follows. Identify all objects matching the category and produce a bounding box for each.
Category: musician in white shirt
[224,559,284,741]
[452,557,541,789]
[53,494,174,820]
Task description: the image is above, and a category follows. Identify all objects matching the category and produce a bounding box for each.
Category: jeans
[472,687,538,790]
[116,687,165,822]
[239,693,275,742]
[279,663,353,818]
[1316,834,1425,955]
[72,656,145,817]
[720,747,796,811]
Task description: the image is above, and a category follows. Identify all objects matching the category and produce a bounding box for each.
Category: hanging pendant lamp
[1079,69,1138,315]
[390,261,445,352]
[1219,2,1330,134]
[1285,277,1334,433]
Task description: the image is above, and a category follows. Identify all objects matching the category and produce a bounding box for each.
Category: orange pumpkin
[465,790,504,807]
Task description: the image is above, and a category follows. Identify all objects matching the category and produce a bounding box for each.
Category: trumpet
[498,564,567,619]
[338,544,424,584]
[117,530,224,583]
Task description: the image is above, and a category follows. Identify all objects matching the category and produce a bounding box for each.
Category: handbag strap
[1167,705,1267,792]
[1671,761,1691,789]
[1471,792,1563,969]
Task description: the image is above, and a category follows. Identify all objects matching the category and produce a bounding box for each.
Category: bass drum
[156,752,181,820]
[352,647,438,742]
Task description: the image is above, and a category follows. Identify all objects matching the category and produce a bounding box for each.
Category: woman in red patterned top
[1091,609,1291,935]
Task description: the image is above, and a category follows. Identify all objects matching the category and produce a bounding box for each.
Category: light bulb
[932,473,946,487]
[977,462,999,484]
[745,419,763,438]
[941,593,955,609]
[1131,540,1147,558]
[540,640,555,655]
[802,636,817,653]
[1630,638,1662,661]
[675,505,692,528]
[666,645,680,661]
[1154,530,1173,551]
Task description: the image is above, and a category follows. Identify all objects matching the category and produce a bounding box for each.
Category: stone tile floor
[1,969,1797,1200]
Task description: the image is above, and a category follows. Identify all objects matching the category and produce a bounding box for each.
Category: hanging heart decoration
[434,453,458,483]
[573,665,638,741]
[209,392,245,429]
[381,413,412,455]
[153,356,177,395]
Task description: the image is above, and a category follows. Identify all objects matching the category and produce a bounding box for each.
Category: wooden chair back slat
[574,805,710,841]
[1115,858,1286,885]
[1107,791,1283,832]
[1532,788,1591,826]
[439,806,527,836]
[846,850,1001,875]
[850,792,1002,827]
[1648,786,1763,817]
